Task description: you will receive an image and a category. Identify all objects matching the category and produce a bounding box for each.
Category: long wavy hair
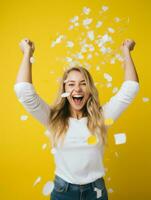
[48,66,108,148]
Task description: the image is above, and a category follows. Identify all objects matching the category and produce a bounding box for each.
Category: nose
[74,84,82,92]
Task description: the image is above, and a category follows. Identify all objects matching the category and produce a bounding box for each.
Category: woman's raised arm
[14,39,51,129]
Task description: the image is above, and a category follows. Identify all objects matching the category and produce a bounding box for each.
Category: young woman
[14,38,140,200]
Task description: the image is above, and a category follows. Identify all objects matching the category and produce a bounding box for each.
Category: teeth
[73,95,83,97]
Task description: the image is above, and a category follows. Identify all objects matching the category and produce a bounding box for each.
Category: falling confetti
[114,17,120,22]
[51,148,57,154]
[61,92,70,97]
[20,115,28,121]
[65,57,73,62]
[142,97,150,102]
[87,30,95,41]
[112,87,118,93]
[108,27,115,33]
[96,65,100,71]
[96,21,103,28]
[105,118,114,125]
[83,7,91,15]
[70,16,79,23]
[51,35,65,47]
[108,188,114,193]
[87,135,98,145]
[44,129,51,137]
[110,57,116,64]
[114,133,126,145]
[83,18,93,27]
[104,73,112,82]
[42,181,54,196]
[33,176,42,187]
[102,5,109,12]
[66,41,74,48]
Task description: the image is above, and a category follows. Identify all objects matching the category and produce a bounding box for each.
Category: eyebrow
[67,80,86,83]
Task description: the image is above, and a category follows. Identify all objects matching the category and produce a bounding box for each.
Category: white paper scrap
[114,133,126,145]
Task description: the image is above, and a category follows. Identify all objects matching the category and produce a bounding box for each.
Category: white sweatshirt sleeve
[14,82,51,129]
[102,80,140,125]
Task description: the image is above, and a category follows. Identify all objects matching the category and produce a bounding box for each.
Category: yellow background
[0,0,151,199]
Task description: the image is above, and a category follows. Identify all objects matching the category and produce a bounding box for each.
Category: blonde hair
[48,66,108,148]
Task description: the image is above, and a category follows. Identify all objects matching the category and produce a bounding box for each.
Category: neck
[69,108,85,119]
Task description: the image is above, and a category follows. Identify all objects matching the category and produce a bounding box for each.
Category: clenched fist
[121,39,136,52]
[19,38,35,56]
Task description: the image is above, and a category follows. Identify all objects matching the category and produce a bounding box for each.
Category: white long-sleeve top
[14,80,140,184]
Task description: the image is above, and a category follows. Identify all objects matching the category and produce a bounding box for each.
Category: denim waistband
[54,175,105,190]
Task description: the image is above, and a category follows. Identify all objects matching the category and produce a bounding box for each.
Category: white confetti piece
[42,181,54,196]
[87,54,92,59]
[116,54,124,62]
[70,16,79,23]
[51,35,65,47]
[66,41,74,48]
[112,87,118,93]
[108,27,115,33]
[83,7,91,15]
[68,25,74,30]
[87,30,95,41]
[142,97,150,102]
[94,187,102,198]
[65,57,73,63]
[75,52,84,59]
[108,188,114,193]
[100,46,111,54]
[96,65,100,71]
[102,5,109,12]
[44,129,51,137]
[30,56,35,63]
[20,115,28,121]
[110,57,116,64]
[104,73,112,82]
[106,82,112,88]
[42,143,47,150]
[88,44,95,51]
[114,133,126,145]
[114,17,120,22]
[75,22,79,26]
[33,176,42,187]
[83,18,93,26]
[51,148,57,154]
[96,34,112,47]
[61,92,70,97]
[96,21,103,28]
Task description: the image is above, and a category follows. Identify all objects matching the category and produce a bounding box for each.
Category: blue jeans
[50,175,108,200]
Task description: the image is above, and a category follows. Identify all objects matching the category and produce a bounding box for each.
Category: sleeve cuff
[122,80,140,93]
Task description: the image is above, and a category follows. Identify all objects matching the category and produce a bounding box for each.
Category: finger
[23,38,29,43]
[31,42,35,49]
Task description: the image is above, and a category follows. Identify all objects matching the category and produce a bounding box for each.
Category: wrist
[24,51,33,58]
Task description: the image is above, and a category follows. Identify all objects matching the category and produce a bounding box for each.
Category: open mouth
[72,96,84,105]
